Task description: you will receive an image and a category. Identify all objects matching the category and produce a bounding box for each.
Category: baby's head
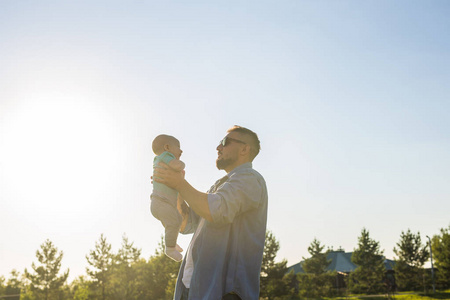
[152,134,183,159]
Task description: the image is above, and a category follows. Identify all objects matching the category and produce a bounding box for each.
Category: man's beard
[216,157,236,170]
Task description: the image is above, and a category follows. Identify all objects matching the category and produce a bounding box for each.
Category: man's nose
[216,144,222,151]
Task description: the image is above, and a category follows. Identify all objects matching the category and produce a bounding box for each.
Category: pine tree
[298,238,335,298]
[70,276,91,300]
[86,233,113,300]
[134,237,181,300]
[302,238,330,275]
[349,228,385,294]
[261,231,280,278]
[24,239,69,300]
[432,225,450,288]
[260,231,288,300]
[393,229,429,291]
[109,234,141,300]
[4,270,22,300]
[0,275,5,297]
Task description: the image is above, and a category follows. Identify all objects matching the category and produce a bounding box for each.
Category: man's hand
[153,162,185,190]
[155,162,213,222]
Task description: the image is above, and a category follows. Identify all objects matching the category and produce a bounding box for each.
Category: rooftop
[287,251,395,274]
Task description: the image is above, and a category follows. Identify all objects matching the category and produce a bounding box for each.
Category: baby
[150,134,185,261]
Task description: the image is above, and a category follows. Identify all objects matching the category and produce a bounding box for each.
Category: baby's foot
[165,246,182,262]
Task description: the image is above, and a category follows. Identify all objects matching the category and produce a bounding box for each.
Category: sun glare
[2,96,120,218]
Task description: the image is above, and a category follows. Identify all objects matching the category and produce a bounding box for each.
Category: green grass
[331,290,450,300]
[281,290,450,300]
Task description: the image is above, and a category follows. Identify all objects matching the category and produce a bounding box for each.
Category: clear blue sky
[1,1,449,281]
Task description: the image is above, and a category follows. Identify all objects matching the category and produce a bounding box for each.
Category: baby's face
[168,139,183,159]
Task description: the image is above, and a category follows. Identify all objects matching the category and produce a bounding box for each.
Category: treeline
[260,226,450,300]
[0,234,179,300]
[1,225,449,300]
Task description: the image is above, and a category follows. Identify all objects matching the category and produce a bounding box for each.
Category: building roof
[287,251,396,274]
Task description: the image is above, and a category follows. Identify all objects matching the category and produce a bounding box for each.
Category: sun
[1,96,120,218]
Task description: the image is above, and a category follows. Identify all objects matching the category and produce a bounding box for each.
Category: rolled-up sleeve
[181,208,201,234]
[208,171,263,224]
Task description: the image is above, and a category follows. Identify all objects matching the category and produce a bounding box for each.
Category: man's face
[216,132,246,171]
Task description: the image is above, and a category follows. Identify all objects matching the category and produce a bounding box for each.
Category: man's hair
[227,125,261,161]
[152,134,175,155]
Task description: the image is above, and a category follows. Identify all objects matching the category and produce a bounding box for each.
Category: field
[334,290,450,300]
[280,290,450,300]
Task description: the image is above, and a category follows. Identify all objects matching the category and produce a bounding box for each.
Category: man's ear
[240,144,251,157]
[164,144,170,151]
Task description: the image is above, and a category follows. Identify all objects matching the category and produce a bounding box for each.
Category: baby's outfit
[150,151,183,261]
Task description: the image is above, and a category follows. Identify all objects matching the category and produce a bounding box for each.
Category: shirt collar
[226,162,252,177]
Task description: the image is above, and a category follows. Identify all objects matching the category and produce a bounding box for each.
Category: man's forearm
[177,194,189,232]
[152,162,212,222]
[178,180,213,222]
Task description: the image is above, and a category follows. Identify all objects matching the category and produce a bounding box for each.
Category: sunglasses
[219,136,246,147]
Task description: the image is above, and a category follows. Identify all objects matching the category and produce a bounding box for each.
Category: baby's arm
[168,158,185,171]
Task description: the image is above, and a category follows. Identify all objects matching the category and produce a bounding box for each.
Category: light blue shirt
[153,151,178,201]
[174,162,268,300]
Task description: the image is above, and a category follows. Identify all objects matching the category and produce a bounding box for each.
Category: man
[154,125,268,300]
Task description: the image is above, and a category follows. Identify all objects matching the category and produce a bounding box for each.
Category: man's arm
[177,194,189,232]
[177,180,212,222]
[154,163,213,222]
